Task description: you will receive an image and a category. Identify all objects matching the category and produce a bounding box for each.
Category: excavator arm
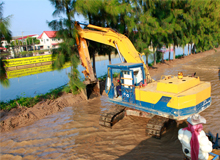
[75,21,152,83]
[76,36,96,83]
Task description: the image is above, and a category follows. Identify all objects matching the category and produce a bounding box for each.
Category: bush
[98,74,107,81]
[98,72,120,81]
[62,85,71,93]
[175,55,183,59]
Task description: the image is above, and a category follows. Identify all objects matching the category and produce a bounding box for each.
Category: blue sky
[3,0,86,37]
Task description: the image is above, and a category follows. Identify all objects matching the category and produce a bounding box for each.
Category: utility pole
[22,31,24,45]
[21,31,24,52]
[32,38,35,51]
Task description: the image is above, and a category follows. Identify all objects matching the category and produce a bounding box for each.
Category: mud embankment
[0,92,87,132]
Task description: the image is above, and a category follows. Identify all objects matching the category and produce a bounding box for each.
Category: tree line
[49,0,220,93]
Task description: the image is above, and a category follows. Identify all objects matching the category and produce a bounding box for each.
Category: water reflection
[6,62,71,79]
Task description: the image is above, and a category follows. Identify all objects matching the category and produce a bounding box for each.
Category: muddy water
[0,53,219,160]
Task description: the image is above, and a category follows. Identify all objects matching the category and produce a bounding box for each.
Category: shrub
[62,85,71,93]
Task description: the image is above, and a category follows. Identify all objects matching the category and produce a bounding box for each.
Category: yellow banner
[3,55,56,67]
[6,62,71,79]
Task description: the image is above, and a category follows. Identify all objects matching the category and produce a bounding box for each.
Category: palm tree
[0,2,12,44]
[0,2,12,87]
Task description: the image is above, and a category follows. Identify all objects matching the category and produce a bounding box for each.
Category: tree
[0,2,12,44]
[75,0,119,72]
[49,0,85,94]
[0,2,12,87]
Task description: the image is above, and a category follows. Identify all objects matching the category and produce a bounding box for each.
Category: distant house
[38,31,63,50]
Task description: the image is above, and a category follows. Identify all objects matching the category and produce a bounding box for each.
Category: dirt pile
[0,92,87,132]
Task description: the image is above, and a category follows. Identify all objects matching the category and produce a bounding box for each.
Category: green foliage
[98,72,120,81]
[175,55,183,59]
[24,37,40,45]
[98,74,107,81]
[0,58,9,88]
[11,40,22,46]
[49,0,86,95]
[0,3,11,87]
[156,51,163,63]
[68,63,86,95]
[62,85,71,93]
[113,72,120,78]
[0,2,12,43]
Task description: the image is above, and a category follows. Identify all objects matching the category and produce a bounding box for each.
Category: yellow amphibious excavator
[75,21,212,139]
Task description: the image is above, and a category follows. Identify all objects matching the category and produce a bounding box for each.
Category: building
[38,31,63,50]
[1,31,63,58]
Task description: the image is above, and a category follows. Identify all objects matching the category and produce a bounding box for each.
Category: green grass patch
[0,84,71,111]
[175,55,183,59]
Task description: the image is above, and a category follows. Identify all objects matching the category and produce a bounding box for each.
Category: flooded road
[0,52,219,160]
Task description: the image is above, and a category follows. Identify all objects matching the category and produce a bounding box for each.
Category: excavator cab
[105,63,145,103]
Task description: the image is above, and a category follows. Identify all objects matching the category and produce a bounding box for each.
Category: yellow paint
[3,55,56,67]
[6,62,71,79]
[76,37,96,81]
[135,89,169,104]
[135,78,211,109]
[156,76,200,94]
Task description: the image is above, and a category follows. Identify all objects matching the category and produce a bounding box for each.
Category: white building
[38,31,63,50]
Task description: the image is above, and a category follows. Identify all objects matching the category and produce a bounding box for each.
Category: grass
[175,55,183,59]
[0,84,71,111]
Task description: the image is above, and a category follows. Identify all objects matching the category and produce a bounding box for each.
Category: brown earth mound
[0,92,87,132]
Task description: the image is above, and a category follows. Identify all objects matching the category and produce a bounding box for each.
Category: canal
[0,45,191,102]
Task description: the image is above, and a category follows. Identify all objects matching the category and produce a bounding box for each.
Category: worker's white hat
[187,114,206,125]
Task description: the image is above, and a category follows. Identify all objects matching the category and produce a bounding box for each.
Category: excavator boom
[75,21,152,83]
[75,36,96,83]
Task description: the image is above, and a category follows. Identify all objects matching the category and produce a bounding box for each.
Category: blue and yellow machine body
[106,63,211,121]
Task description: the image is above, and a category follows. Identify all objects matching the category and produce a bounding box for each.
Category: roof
[0,47,6,50]
[17,35,38,40]
[38,31,57,39]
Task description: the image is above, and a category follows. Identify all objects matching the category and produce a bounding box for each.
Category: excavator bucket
[76,35,100,99]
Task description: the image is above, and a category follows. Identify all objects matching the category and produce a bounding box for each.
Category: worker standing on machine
[178,114,212,160]
[116,79,122,97]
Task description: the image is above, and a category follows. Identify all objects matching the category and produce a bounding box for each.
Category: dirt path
[148,47,220,77]
[1,47,219,133]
